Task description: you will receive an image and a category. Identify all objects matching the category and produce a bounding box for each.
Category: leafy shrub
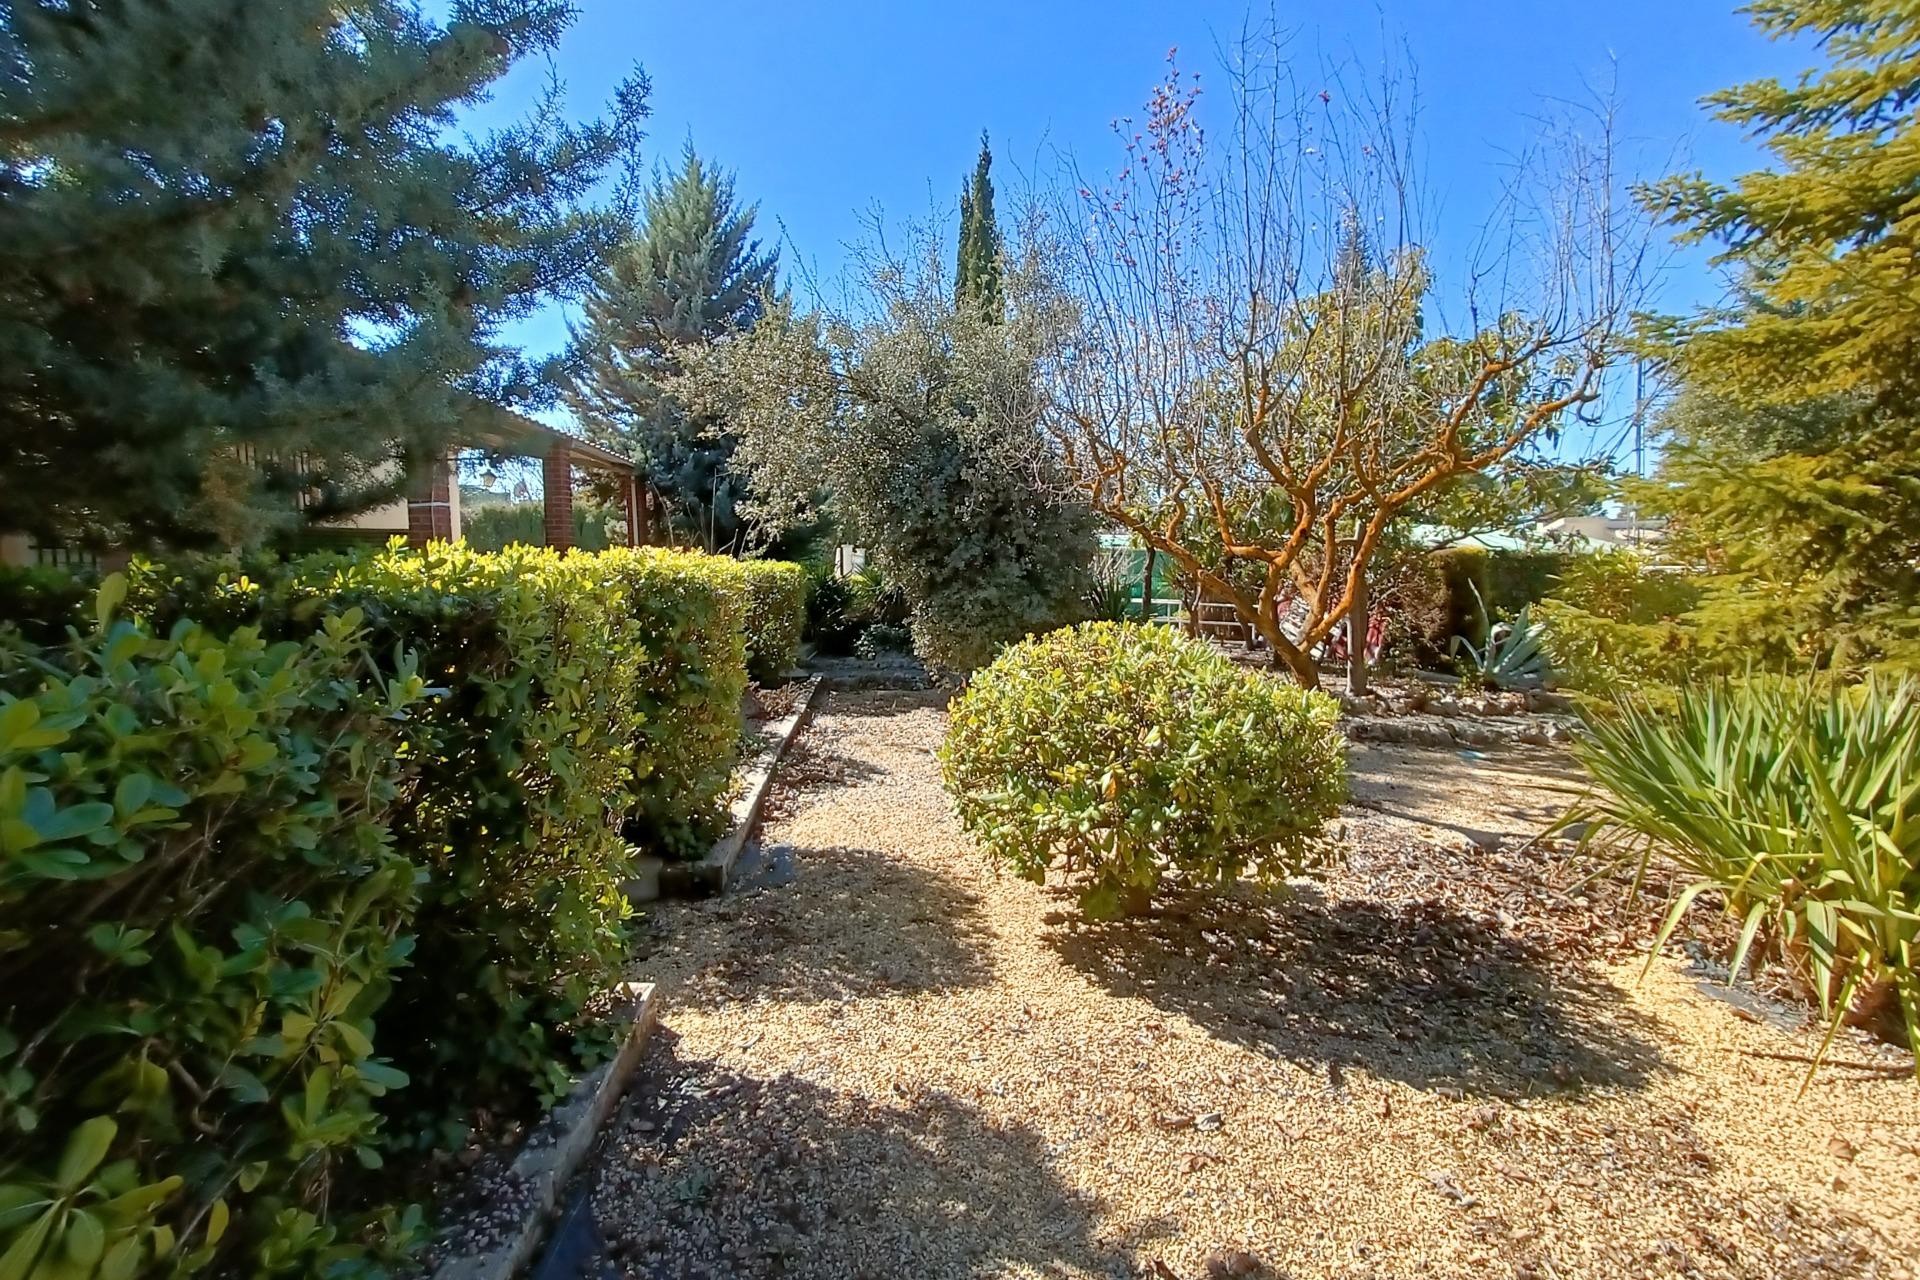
[1565,676,1920,1080]
[0,542,754,1280]
[597,548,748,858]
[802,566,860,655]
[941,622,1347,917]
[306,544,654,1133]
[853,624,911,660]
[705,558,807,682]
[0,565,95,649]
[0,589,430,1280]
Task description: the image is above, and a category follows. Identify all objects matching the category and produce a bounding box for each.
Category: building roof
[466,404,636,474]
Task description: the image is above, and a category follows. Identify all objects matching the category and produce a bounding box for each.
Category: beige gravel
[598,690,1920,1280]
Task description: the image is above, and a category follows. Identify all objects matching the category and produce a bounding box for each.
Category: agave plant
[1564,675,1920,1084]
[1450,583,1549,690]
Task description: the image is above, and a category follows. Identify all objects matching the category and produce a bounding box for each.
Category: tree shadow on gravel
[591,1032,1145,1280]
[1049,886,1665,1098]
[760,740,889,814]
[666,845,997,1011]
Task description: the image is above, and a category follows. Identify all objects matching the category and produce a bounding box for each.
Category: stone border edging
[430,981,661,1280]
[658,674,822,898]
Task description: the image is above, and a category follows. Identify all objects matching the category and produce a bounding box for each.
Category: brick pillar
[542,443,573,550]
[406,455,455,546]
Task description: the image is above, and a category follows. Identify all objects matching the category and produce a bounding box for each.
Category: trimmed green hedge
[0,543,751,1280]
[707,559,808,682]
[941,622,1348,918]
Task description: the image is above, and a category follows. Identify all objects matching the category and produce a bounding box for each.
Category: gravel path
[597,690,1920,1280]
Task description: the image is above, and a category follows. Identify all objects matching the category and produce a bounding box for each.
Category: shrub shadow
[1048,885,1664,1098]
[664,845,996,1010]
[592,1033,1144,1280]
[762,739,889,811]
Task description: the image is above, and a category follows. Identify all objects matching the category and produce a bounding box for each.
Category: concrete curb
[658,675,822,898]
[431,982,661,1280]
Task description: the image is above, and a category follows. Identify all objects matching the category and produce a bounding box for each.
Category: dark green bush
[0,592,429,1280]
[854,623,911,659]
[1394,546,1567,672]
[802,566,861,656]
[0,564,95,649]
[941,622,1348,918]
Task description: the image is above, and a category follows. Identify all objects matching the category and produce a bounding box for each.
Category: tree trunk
[1346,559,1370,696]
[1140,545,1157,623]
[1263,618,1320,688]
[1278,645,1320,688]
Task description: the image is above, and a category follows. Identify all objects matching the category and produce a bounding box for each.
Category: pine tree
[567,144,778,553]
[1640,0,1920,673]
[0,1,647,551]
[954,132,1003,319]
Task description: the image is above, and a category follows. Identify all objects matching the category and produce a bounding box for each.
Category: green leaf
[64,1210,105,1269]
[0,1188,47,1234]
[97,1237,139,1280]
[110,776,153,820]
[0,1205,54,1280]
[56,1117,116,1192]
[93,575,128,632]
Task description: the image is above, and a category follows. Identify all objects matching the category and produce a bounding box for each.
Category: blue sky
[480,1,1810,455]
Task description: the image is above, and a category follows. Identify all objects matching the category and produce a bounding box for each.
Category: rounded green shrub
[940,622,1348,917]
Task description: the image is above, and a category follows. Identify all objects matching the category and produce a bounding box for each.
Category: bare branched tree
[1039,25,1649,688]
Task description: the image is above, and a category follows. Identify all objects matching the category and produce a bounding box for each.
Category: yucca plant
[1564,676,1920,1083]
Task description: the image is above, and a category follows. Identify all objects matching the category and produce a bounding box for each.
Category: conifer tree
[0,0,648,550]
[954,132,1003,319]
[1640,0,1920,672]
[567,145,779,552]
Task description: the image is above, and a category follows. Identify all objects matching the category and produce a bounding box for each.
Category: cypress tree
[954,132,1003,320]
[566,145,779,553]
[0,1,647,551]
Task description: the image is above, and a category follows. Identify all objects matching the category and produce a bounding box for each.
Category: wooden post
[406,455,455,546]
[620,473,641,547]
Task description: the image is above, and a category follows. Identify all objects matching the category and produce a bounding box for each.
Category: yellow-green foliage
[0,543,752,1280]
[704,558,807,682]
[941,622,1347,918]
[596,548,748,857]
[1533,551,1711,697]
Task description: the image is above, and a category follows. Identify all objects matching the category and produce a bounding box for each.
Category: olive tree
[673,227,1096,672]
